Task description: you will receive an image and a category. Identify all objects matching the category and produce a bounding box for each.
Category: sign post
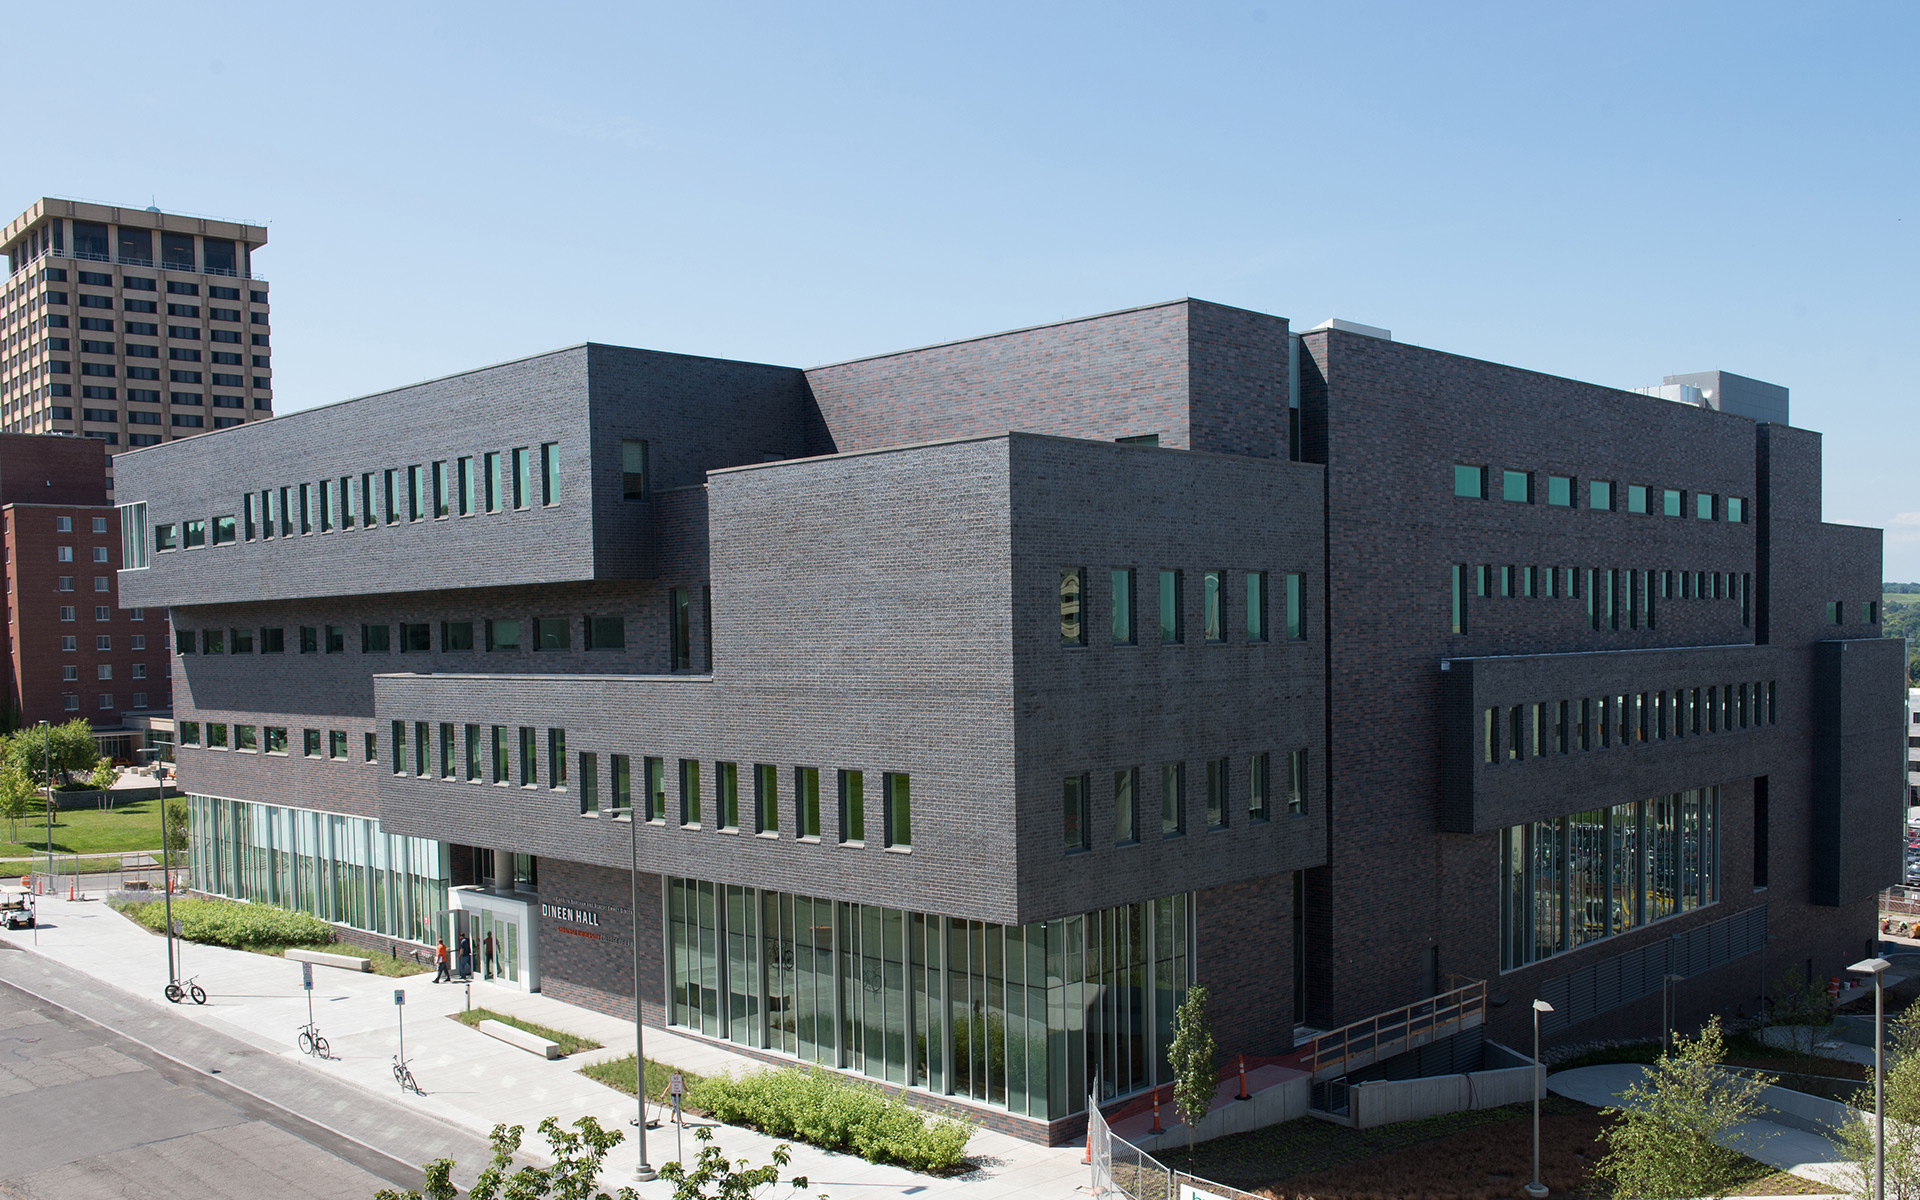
[302,960,314,1029]
[668,1071,685,1165]
[394,988,407,1092]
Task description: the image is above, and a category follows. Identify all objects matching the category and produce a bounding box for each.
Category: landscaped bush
[112,895,333,949]
[688,1066,973,1173]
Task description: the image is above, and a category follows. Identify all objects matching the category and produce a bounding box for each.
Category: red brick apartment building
[0,434,168,754]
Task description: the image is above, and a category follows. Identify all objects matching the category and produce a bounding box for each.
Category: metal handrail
[1308,978,1488,1079]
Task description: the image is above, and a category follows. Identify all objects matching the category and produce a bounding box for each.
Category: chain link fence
[1088,1097,1268,1200]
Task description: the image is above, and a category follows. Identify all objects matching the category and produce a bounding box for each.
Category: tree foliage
[1768,965,1836,1055]
[659,1125,818,1200]
[0,761,34,843]
[163,798,189,854]
[1594,1016,1770,1200]
[1837,1001,1920,1200]
[1165,983,1218,1150]
[375,1116,638,1200]
[4,719,105,786]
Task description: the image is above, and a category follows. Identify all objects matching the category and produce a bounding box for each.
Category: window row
[54,576,113,593]
[49,516,110,535]
[57,606,144,624]
[61,691,147,711]
[1061,749,1309,853]
[1498,789,1720,971]
[1450,565,1753,635]
[1060,568,1306,647]
[58,635,143,652]
[174,614,629,656]
[145,444,568,557]
[1455,465,1748,523]
[1827,600,1881,626]
[53,545,111,563]
[1482,680,1777,764]
[180,721,347,759]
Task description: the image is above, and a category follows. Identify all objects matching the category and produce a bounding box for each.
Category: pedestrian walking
[433,938,451,983]
[482,931,496,980]
[456,932,472,980]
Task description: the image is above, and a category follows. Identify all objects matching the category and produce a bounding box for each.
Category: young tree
[1165,983,1218,1152]
[1594,1016,1770,1200]
[1837,1002,1920,1200]
[7,719,108,787]
[88,757,116,793]
[162,798,189,854]
[0,760,34,844]
[1769,965,1835,1056]
[659,1125,817,1200]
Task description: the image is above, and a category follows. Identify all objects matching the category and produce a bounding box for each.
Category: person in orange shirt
[433,938,451,983]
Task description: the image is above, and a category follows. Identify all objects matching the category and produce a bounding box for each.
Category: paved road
[0,976,426,1199]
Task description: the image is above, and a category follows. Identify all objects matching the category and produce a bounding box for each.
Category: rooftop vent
[1308,318,1391,341]
[1632,371,1789,425]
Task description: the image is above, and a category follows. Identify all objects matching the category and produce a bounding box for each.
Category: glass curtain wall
[187,794,451,942]
[666,876,1192,1122]
[1498,788,1717,971]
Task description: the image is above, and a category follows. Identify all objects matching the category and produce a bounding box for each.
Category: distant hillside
[1883,589,1920,684]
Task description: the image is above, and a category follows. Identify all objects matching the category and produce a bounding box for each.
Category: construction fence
[1089,1097,1266,1200]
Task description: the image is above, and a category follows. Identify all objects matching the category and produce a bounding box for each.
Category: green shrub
[112,895,334,949]
[688,1066,972,1173]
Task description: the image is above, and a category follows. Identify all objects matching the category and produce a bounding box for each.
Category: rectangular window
[242,494,256,541]
[1114,767,1138,844]
[465,725,483,780]
[1452,564,1467,634]
[541,442,560,506]
[1500,565,1513,598]
[1246,571,1268,641]
[1727,497,1745,524]
[183,519,206,548]
[1627,484,1648,514]
[399,623,430,653]
[205,723,228,750]
[443,621,474,651]
[1502,470,1531,503]
[315,479,333,532]
[457,457,474,515]
[361,623,390,653]
[1202,571,1226,642]
[1697,493,1717,521]
[1287,747,1307,814]
[1159,569,1182,644]
[755,763,778,833]
[180,721,200,747]
[883,772,911,848]
[415,723,430,777]
[622,440,649,501]
[230,628,254,653]
[323,625,344,653]
[1248,753,1270,821]
[1546,475,1572,507]
[547,729,566,788]
[1508,705,1523,761]
[1454,465,1485,498]
[383,470,399,524]
[360,474,375,529]
[1061,775,1089,852]
[612,754,632,815]
[1662,488,1682,517]
[681,760,703,825]
[579,752,599,815]
[330,730,349,760]
[1060,568,1086,646]
[201,629,224,654]
[1589,480,1614,511]
[669,588,692,669]
[837,768,861,841]
[1485,707,1498,762]
[1161,762,1185,836]
[483,452,501,512]
[364,731,377,763]
[716,761,739,830]
[1111,569,1135,644]
[440,724,456,778]
[1205,758,1228,829]
[535,616,570,650]
[339,475,354,528]
[390,721,406,771]
[1286,572,1305,640]
[406,465,423,521]
[519,727,538,786]
[492,726,511,782]
[794,767,819,837]
[264,726,287,754]
[154,523,177,552]
[431,461,448,518]
[511,447,531,509]
[486,618,522,651]
[1556,700,1570,754]
[585,615,625,650]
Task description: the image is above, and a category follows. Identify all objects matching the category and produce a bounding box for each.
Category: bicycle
[297,1021,329,1059]
[392,1054,420,1094]
[164,976,207,1005]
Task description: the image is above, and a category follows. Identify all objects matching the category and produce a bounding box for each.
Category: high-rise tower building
[0,198,271,489]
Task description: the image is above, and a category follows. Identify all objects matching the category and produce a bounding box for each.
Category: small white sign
[667,1071,685,1096]
[301,962,313,990]
[393,989,406,1007]
[1181,1186,1228,1200]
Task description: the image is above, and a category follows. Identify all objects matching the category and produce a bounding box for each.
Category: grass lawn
[579,1054,702,1102]
[1162,1095,1822,1199]
[277,944,433,979]
[0,795,165,858]
[452,1008,601,1056]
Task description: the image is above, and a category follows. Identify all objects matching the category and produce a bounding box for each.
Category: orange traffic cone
[67,877,76,901]
[1238,1055,1249,1100]
[1150,1087,1163,1134]
[1082,1126,1092,1165]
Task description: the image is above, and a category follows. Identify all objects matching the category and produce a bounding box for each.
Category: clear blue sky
[8,2,1916,574]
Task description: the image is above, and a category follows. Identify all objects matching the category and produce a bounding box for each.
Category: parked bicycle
[297,1021,329,1059]
[164,975,206,1005]
[392,1054,420,1094]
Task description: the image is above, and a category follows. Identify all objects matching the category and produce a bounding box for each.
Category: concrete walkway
[1549,1064,1852,1190]
[2,893,1088,1199]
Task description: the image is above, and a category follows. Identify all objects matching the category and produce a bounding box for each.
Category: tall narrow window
[318,479,333,531]
[1111,569,1135,644]
[669,588,691,670]
[1161,762,1184,836]
[483,452,501,513]
[391,720,406,774]
[1485,708,1498,762]
[883,772,911,848]
[415,722,429,778]
[1452,564,1467,635]
[541,442,560,506]
[1159,570,1182,644]
[440,723,455,779]
[838,769,863,842]
[279,487,294,536]
[716,761,739,830]
[548,728,566,787]
[1205,758,1228,828]
[465,725,482,779]
[432,461,448,518]
[518,727,538,785]
[1249,752,1270,821]
[1508,706,1523,761]
[681,760,702,825]
[645,757,666,820]
[1063,775,1089,853]
[1556,700,1569,754]
[755,763,778,833]
[1288,748,1307,814]
[1060,568,1086,646]
[511,447,531,509]
[457,457,474,515]
[795,767,820,838]
[622,440,649,500]
[579,752,598,815]
[612,754,632,815]
[299,482,313,534]
[1247,571,1268,641]
[1287,573,1306,640]
[258,489,273,539]
[492,726,510,782]
[340,475,354,528]
[1115,767,1138,844]
[383,470,399,524]
[1202,571,1226,642]
[243,493,256,541]
[360,474,375,529]
[701,586,713,670]
[407,465,424,521]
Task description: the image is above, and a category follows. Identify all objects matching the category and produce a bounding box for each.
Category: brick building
[0,433,169,748]
[112,300,1904,1142]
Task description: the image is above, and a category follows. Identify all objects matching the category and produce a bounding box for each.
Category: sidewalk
[1549,1064,1852,1190]
[1,893,1087,1198]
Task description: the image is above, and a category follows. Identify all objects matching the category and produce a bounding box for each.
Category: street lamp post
[38,721,51,895]
[1851,956,1892,1200]
[1528,998,1553,1200]
[627,798,655,1181]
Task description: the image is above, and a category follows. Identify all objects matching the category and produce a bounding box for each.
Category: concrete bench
[285,948,373,972]
[477,1018,562,1059]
